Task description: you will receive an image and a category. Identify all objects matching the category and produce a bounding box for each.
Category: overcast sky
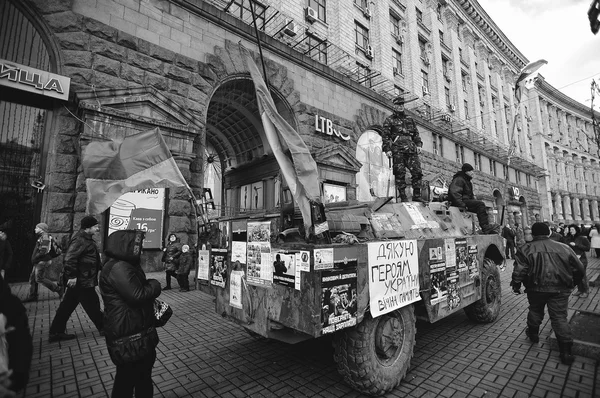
[476,0,600,110]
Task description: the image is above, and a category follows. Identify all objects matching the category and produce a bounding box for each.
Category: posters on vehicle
[197,248,210,280]
[246,221,272,286]
[210,248,228,288]
[314,248,333,270]
[294,251,310,290]
[467,245,479,278]
[272,250,296,288]
[444,239,460,309]
[428,245,447,305]
[367,240,421,318]
[321,268,357,335]
[333,246,358,269]
[231,220,248,271]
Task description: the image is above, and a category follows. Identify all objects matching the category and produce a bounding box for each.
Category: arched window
[355,130,394,201]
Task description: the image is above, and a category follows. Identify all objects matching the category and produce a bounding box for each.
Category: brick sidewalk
[10,258,600,398]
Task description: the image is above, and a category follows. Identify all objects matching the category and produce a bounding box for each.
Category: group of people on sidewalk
[0,216,194,398]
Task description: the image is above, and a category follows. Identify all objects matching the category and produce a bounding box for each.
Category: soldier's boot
[397,186,408,202]
[558,341,575,365]
[412,187,425,203]
[525,326,539,343]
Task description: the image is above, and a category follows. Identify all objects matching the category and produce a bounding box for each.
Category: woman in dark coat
[564,224,590,298]
[100,230,162,398]
[162,233,181,290]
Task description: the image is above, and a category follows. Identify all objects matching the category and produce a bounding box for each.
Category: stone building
[525,78,600,224]
[1,0,587,278]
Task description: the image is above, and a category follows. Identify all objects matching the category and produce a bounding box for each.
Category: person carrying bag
[99,229,162,398]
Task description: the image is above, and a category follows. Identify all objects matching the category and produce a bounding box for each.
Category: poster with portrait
[444,239,461,309]
[197,249,210,281]
[210,248,228,288]
[272,250,296,288]
[108,188,165,249]
[231,220,247,270]
[323,183,346,204]
[314,248,334,270]
[229,270,243,309]
[321,268,358,335]
[428,245,447,305]
[246,221,272,286]
[467,245,479,278]
[455,238,468,274]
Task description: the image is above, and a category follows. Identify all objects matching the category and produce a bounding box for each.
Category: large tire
[332,305,416,396]
[464,257,501,323]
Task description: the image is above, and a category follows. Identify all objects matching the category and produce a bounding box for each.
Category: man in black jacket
[448,163,500,234]
[502,223,516,259]
[511,222,585,365]
[48,216,104,342]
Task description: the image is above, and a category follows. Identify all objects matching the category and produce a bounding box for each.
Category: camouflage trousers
[392,152,423,191]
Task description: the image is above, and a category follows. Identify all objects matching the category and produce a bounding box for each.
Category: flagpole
[248,0,270,85]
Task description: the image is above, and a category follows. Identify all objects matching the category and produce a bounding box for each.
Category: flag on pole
[82,127,190,214]
[514,59,547,103]
[239,43,321,232]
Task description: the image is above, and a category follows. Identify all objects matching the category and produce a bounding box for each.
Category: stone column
[554,192,563,222]
[572,197,582,224]
[582,198,591,223]
[592,199,599,222]
[562,195,572,223]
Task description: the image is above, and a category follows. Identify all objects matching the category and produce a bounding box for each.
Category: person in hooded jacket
[448,163,500,234]
[0,273,32,397]
[162,233,181,290]
[176,244,193,292]
[23,223,62,302]
[564,224,590,298]
[100,229,161,398]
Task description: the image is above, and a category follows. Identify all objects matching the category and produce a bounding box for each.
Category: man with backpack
[23,223,63,302]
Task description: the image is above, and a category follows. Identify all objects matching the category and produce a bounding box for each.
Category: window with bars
[306,35,328,64]
[474,153,482,170]
[455,143,464,164]
[356,63,372,88]
[230,0,267,29]
[307,0,327,22]
[421,70,429,90]
[355,21,369,49]
[433,134,443,156]
[390,13,400,36]
[490,159,497,176]
[392,49,402,75]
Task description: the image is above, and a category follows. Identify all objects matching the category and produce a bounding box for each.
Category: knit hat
[462,163,474,172]
[81,216,98,229]
[36,223,49,233]
[531,222,550,237]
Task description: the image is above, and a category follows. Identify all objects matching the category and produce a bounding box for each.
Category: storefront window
[355,130,393,201]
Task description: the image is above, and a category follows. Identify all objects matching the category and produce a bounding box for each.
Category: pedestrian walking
[162,233,181,290]
[176,244,192,292]
[23,223,62,302]
[564,224,590,298]
[0,224,13,280]
[511,222,585,365]
[48,216,104,342]
[382,95,424,202]
[502,223,516,259]
[588,223,600,257]
[100,229,161,398]
[0,272,33,397]
[448,163,500,234]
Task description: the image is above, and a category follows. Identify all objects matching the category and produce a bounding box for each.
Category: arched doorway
[355,130,394,201]
[204,77,297,216]
[0,0,60,281]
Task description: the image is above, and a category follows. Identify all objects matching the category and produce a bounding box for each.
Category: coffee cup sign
[367,240,421,318]
[108,188,166,249]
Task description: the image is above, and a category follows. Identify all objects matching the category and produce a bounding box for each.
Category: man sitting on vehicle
[448,163,500,235]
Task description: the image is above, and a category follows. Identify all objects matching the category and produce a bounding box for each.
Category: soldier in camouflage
[382,96,424,202]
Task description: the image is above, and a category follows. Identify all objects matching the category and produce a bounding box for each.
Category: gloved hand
[510,281,522,295]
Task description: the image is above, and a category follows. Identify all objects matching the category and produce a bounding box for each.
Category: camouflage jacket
[382,112,422,154]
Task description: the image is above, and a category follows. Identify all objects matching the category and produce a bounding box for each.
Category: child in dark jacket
[176,245,192,292]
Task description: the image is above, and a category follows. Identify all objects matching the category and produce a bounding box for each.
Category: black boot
[558,341,575,365]
[412,187,425,203]
[397,187,408,203]
[525,326,539,343]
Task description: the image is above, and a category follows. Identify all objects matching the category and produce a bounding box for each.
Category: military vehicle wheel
[464,258,501,323]
[332,305,416,396]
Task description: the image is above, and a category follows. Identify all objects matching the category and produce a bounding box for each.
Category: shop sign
[314,115,351,141]
[108,188,166,249]
[0,59,70,101]
[509,186,520,200]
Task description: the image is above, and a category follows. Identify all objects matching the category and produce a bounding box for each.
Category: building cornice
[453,0,527,71]
[536,78,599,121]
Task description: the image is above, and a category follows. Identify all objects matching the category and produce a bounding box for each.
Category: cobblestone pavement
[10,257,600,398]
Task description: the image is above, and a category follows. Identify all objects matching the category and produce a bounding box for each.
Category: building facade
[0,0,595,278]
